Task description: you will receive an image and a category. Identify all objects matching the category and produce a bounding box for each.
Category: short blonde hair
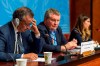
[44,8,60,19]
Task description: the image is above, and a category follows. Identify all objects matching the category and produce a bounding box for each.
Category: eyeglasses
[22,18,36,28]
[29,19,36,27]
[29,22,33,27]
[22,21,33,28]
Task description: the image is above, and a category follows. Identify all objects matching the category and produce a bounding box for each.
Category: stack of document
[32,57,56,62]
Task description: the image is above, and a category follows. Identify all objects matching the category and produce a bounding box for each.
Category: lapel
[48,31,53,44]
[42,23,53,44]
[55,30,59,45]
[55,28,61,45]
[9,22,16,51]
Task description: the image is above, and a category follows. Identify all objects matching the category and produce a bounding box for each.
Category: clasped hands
[61,39,77,52]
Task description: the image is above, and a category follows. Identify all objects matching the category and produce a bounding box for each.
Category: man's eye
[51,19,55,21]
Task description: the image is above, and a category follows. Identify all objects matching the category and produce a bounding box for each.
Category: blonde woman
[69,14,91,45]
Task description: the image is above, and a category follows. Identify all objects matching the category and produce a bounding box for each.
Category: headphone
[13,9,24,27]
[13,7,34,27]
[14,18,20,27]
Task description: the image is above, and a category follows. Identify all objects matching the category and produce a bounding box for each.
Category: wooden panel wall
[70,0,91,31]
[70,0,100,43]
[92,0,100,42]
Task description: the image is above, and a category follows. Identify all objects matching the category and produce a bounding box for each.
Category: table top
[0,49,100,66]
[59,50,100,66]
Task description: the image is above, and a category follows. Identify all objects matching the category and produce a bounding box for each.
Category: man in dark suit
[0,7,44,61]
[38,8,77,52]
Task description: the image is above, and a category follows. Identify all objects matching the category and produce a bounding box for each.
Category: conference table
[0,48,100,66]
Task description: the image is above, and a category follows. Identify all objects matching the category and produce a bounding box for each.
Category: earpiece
[14,18,20,27]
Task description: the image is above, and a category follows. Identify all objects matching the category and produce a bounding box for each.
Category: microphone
[8,53,16,66]
[44,30,49,37]
[45,34,49,38]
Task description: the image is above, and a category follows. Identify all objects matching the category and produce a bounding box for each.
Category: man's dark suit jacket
[0,22,43,61]
[38,22,67,52]
[69,28,91,45]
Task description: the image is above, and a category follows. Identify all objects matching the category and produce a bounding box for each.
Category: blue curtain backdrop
[0,0,70,33]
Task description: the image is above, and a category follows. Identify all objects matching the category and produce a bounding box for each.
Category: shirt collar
[49,30,56,34]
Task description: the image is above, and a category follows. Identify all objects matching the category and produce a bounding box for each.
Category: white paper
[32,57,56,62]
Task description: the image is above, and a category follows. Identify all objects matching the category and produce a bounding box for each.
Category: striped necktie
[16,32,24,54]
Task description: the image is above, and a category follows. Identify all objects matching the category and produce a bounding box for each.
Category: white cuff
[21,54,24,58]
[35,33,40,38]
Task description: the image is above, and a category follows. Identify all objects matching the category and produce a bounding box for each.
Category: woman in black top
[69,14,91,45]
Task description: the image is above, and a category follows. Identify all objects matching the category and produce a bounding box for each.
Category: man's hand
[65,39,77,50]
[23,53,38,60]
[31,19,40,35]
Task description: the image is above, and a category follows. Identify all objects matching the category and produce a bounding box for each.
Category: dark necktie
[16,32,24,54]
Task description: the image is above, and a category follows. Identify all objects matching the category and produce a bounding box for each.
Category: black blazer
[38,22,67,52]
[0,22,43,61]
[69,28,92,45]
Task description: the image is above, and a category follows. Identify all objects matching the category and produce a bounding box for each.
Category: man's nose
[54,21,59,25]
[27,26,31,30]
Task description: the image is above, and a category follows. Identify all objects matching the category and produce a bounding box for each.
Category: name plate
[81,41,95,56]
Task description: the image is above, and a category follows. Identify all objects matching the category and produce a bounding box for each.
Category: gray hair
[44,8,60,19]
